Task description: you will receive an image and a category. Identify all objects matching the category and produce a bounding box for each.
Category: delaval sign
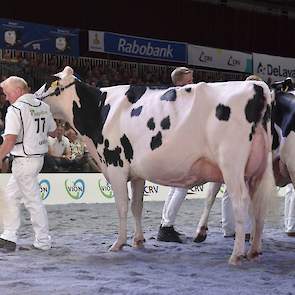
[253,53,295,83]
[188,44,252,73]
[101,32,186,63]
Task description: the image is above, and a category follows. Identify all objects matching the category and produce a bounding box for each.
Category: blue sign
[104,32,187,63]
[0,18,79,56]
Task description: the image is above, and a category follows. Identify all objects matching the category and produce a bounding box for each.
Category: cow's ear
[64,66,74,76]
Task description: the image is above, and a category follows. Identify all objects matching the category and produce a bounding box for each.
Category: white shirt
[4,93,56,157]
[48,135,70,157]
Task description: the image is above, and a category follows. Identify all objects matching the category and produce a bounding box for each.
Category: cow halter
[37,80,76,101]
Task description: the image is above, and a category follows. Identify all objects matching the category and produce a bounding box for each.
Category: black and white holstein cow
[195,78,295,243]
[35,66,276,265]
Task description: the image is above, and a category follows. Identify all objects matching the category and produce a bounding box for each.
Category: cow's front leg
[130,179,145,248]
[109,178,129,251]
[194,182,221,243]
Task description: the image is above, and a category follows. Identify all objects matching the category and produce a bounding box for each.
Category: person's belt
[12,155,44,158]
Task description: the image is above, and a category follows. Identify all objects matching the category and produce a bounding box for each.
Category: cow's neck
[73,80,107,147]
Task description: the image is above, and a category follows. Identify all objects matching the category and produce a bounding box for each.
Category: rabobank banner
[188,44,252,73]
[0,18,79,56]
[89,30,187,63]
[253,53,295,83]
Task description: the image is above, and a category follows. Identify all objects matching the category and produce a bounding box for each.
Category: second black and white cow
[195,78,295,243]
[35,66,276,265]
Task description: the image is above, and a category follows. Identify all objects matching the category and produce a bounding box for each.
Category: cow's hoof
[247,251,262,261]
[109,242,124,252]
[228,254,245,266]
[133,239,145,249]
[193,233,207,243]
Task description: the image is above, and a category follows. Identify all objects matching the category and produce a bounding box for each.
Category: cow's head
[35,66,107,146]
[35,66,77,125]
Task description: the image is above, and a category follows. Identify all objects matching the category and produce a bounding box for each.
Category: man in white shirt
[0,76,57,252]
[42,124,71,172]
[48,125,71,158]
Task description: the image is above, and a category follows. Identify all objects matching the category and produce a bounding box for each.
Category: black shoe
[173,228,181,236]
[0,238,16,253]
[157,226,182,243]
[159,225,181,235]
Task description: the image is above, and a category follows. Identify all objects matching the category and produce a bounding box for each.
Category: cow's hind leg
[109,177,129,252]
[222,172,249,265]
[130,179,145,248]
[247,153,276,261]
[194,182,221,243]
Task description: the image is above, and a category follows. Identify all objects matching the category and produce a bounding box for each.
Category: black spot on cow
[272,91,295,139]
[97,103,110,144]
[249,125,255,141]
[103,139,123,167]
[160,89,177,101]
[215,104,231,121]
[125,86,147,104]
[245,84,265,124]
[147,118,156,130]
[73,80,108,146]
[262,104,271,132]
[97,152,103,164]
[160,116,171,130]
[185,87,192,93]
[271,120,280,151]
[150,131,162,150]
[245,84,266,141]
[120,134,133,163]
[131,106,143,117]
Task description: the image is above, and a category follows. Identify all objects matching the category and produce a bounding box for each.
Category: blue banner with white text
[0,18,79,56]
[104,32,187,63]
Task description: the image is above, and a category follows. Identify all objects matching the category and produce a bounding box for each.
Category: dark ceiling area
[1,0,295,57]
[255,0,295,9]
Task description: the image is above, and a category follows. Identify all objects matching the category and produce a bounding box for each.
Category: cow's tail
[252,84,279,222]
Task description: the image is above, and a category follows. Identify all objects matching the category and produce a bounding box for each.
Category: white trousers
[284,184,295,233]
[0,157,51,249]
[161,187,188,227]
[221,189,252,236]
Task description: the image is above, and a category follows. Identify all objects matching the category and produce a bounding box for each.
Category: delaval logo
[228,55,240,66]
[257,62,295,78]
[199,51,213,63]
[98,179,114,199]
[118,39,173,58]
[65,179,85,200]
[257,62,266,75]
[39,179,50,200]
